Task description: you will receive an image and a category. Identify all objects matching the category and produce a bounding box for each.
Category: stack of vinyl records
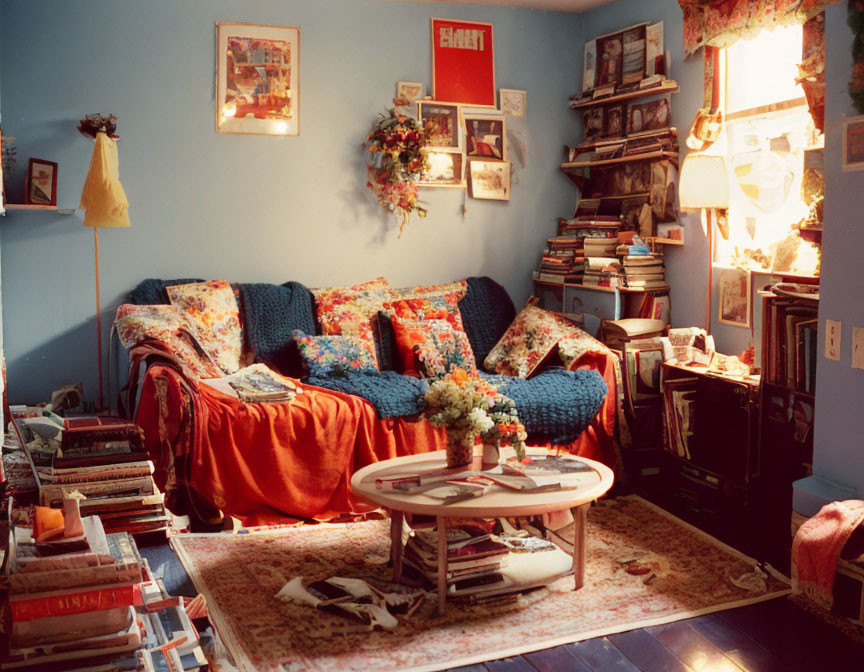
[622,254,667,289]
[2,506,205,670]
[13,411,170,537]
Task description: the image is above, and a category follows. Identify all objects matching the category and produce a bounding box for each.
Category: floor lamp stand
[94,227,103,411]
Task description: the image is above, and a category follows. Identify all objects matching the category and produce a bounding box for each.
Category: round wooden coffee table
[351,447,614,614]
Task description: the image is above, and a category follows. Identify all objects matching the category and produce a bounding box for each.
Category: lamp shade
[678,152,729,210]
[79,132,130,228]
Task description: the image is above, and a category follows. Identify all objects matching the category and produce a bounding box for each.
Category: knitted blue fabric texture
[241,283,317,377]
[127,278,205,305]
[306,370,429,419]
[459,277,516,369]
[482,369,608,444]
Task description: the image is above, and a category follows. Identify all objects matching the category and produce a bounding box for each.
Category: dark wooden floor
[140,542,864,672]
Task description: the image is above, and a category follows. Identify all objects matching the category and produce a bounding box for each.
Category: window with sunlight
[715,24,823,277]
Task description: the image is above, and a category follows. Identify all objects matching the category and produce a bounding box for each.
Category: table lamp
[679,150,730,332]
[78,120,129,410]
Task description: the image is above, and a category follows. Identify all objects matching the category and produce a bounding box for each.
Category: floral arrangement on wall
[365,110,431,237]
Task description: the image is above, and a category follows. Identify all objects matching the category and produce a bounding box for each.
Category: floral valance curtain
[679,0,839,58]
[679,0,841,132]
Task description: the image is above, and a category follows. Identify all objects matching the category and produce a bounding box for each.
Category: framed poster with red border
[431,18,495,107]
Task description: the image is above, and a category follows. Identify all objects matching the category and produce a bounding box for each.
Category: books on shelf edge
[9,582,138,621]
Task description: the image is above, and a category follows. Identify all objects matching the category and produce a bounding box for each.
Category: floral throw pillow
[311,277,392,364]
[394,280,467,302]
[293,331,379,377]
[484,303,581,378]
[167,280,243,374]
[384,295,468,333]
[114,304,221,379]
[391,317,477,379]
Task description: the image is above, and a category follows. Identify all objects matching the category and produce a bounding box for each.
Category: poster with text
[432,18,495,107]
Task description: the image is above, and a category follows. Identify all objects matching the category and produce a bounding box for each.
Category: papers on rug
[204,363,302,403]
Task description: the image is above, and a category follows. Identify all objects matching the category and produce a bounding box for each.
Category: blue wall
[0,0,583,404]
[808,4,864,497]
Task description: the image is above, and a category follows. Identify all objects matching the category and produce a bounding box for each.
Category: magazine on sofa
[202,364,303,403]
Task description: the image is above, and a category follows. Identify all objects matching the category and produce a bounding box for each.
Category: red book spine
[11,584,136,621]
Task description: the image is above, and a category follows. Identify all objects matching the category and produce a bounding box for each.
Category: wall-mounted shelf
[3,204,76,215]
[649,237,684,246]
[569,80,679,110]
[533,279,670,294]
[561,150,678,171]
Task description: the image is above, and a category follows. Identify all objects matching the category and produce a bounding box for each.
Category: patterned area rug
[172,496,790,672]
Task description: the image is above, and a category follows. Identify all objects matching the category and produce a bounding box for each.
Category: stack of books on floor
[621,253,667,289]
[402,526,512,599]
[13,411,171,538]
[1,505,205,670]
[534,236,584,284]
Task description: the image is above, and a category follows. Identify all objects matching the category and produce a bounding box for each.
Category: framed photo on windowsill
[25,158,57,206]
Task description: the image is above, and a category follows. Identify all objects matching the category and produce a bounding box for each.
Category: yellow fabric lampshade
[678,152,730,211]
[79,132,130,228]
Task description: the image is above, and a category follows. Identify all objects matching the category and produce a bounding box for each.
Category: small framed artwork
[464,114,506,160]
[499,89,526,117]
[469,160,510,201]
[595,33,624,87]
[396,81,423,106]
[718,267,751,328]
[25,158,58,206]
[843,115,864,171]
[627,99,670,135]
[621,25,647,85]
[584,108,605,143]
[217,22,300,136]
[431,18,495,107]
[604,104,624,138]
[419,150,465,188]
[418,101,462,150]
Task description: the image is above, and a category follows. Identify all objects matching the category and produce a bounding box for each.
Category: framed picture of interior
[464,113,506,160]
[216,22,300,136]
[499,89,526,117]
[396,81,423,106]
[469,160,510,200]
[419,150,465,188]
[431,18,495,107]
[842,115,864,171]
[718,267,751,328]
[25,158,57,206]
[417,101,462,150]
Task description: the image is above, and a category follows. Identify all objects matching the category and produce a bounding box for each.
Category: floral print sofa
[116,276,622,525]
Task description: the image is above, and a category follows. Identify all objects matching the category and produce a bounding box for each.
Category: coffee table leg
[390,509,404,583]
[571,504,588,591]
[437,516,447,616]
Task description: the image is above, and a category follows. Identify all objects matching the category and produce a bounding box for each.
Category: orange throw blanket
[791,499,864,609]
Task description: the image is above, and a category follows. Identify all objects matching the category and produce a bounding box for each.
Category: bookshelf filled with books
[535,21,680,330]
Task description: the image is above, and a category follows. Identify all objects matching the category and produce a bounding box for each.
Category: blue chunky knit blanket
[482,369,607,444]
[305,370,429,419]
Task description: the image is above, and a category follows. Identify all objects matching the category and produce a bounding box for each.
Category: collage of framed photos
[397,81,525,202]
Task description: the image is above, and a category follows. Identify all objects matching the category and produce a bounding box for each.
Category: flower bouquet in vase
[481,395,528,469]
[424,368,497,469]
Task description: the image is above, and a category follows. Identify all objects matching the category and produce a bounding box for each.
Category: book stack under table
[10,409,170,538]
[1,508,205,670]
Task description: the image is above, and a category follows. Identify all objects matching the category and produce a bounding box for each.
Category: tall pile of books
[2,507,205,670]
[13,411,170,537]
[621,253,667,289]
[534,236,584,285]
[583,234,621,288]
